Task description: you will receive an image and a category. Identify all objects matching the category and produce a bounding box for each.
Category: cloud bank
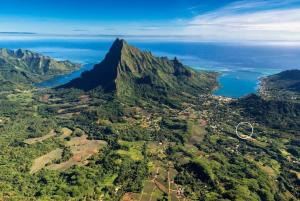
[181,0,300,41]
[1,0,300,42]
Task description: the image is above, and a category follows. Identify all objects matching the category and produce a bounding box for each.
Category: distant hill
[233,70,300,132]
[232,94,300,132]
[259,69,300,101]
[61,39,217,103]
[0,48,80,89]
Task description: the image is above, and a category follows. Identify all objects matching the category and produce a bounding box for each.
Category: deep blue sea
[1,38,300,98]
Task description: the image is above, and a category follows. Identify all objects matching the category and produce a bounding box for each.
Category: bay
[1,38,300,97]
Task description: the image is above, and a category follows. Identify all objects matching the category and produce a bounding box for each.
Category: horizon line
[1,33,300,45]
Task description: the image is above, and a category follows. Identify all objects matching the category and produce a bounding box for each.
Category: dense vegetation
[232,94,300,132]
[0,39,299,200]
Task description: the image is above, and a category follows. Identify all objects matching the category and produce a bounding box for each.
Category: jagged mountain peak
[61,38,218,101]
[110,38,128,50]
[102,38,131,64]
[104,38,151,66]
[0,48,45,58]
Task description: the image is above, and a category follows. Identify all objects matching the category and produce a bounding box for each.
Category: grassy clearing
[30,148,62,174]
[151,188,165,201]
[65,134,89,146]
[143,180,155,194]
[187,120,207,144]
[58,127,73,139]
[30,134,107,172]
[117,140,144,161]
[117,150,143,161]
[7,91,33,104]
[148,142,167,159]
[183,144,205,157]
[102,174,118,186]
[24,129,56,145]
[247,137,269,148]
[56,112,80,119]
[47,136,106,171]
[245,155,280,177]
[131,181,156,201]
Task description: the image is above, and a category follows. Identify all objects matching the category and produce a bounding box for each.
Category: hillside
[0,48,80,89]
[61,39,217,102]
[232,94,300,132]
[259,69,300,101]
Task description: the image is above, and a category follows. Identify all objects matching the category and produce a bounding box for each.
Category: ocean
[1,38,300,98]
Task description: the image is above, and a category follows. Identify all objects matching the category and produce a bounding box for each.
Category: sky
[1,0,300,41]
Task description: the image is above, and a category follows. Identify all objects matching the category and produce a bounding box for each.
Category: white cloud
[181,0,300,41]
[1,0,300,42]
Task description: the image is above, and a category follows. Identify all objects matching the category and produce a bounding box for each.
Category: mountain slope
[0,48,80,88]
[61,39,218,101]
[232,94,300,132]
[259,69,300,101]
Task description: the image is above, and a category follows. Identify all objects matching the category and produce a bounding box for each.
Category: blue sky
[0,0,231,21]
[1,0,300,41]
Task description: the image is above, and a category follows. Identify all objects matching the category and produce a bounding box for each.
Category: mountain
[259,69,300,101]
[61,39,218,102]
[0,48,80,88]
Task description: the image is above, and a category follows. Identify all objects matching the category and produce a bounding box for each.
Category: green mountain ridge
[0,48,81,89]
[260,69,300,101]
[61,39,218,102]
